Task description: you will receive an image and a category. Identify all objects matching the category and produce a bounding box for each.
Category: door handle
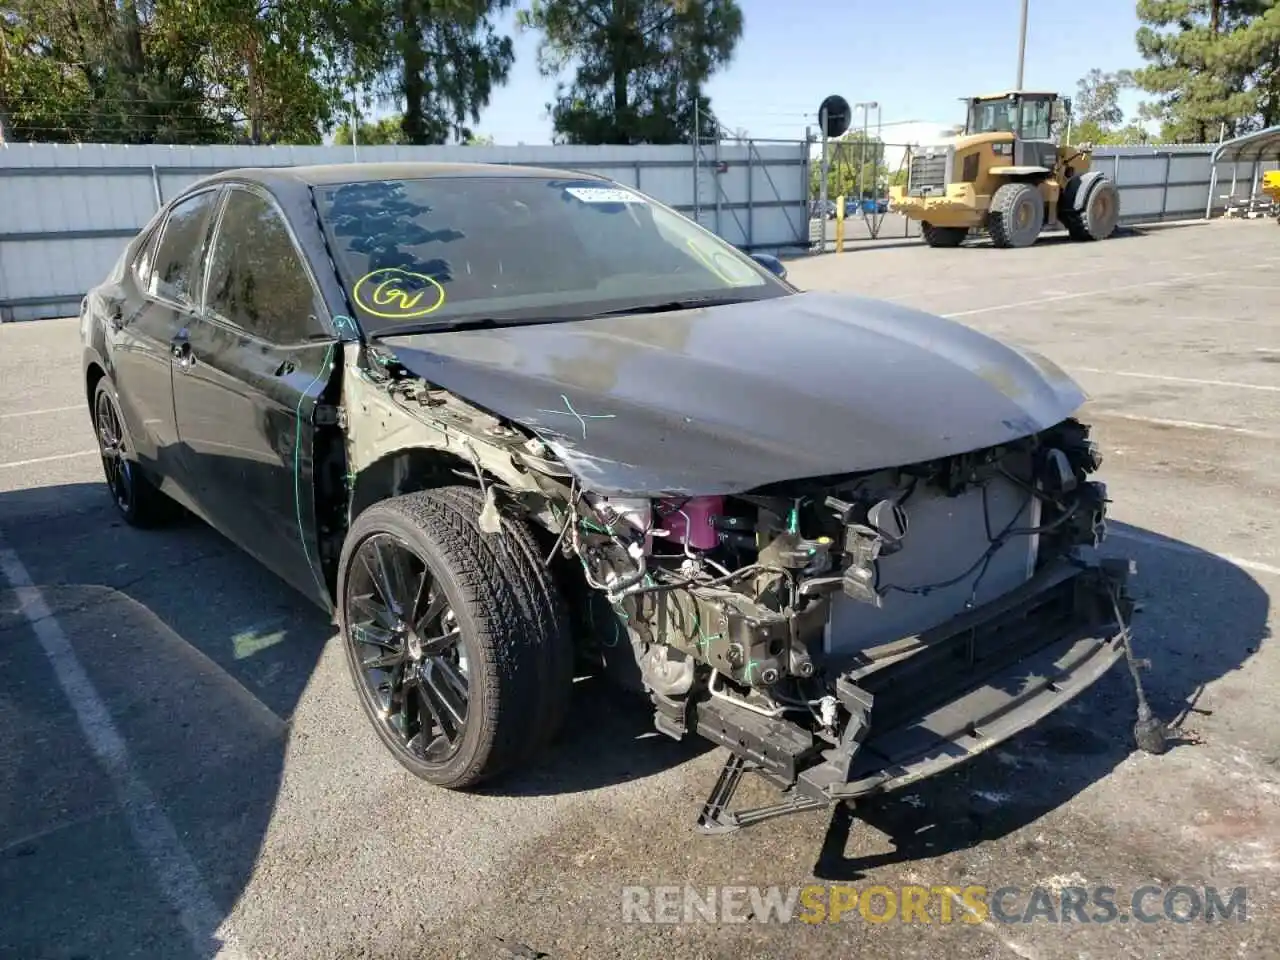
[273,359,296,377]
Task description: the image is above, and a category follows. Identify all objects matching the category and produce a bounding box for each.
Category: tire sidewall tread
[988,182,1043,248]
[337,485,572,789]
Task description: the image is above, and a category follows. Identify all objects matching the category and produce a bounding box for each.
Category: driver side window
[204,188,324,344]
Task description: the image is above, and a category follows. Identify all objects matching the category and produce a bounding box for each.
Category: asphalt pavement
[1,219,1278,959]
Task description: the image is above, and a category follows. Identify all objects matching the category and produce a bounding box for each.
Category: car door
[172,183,338,606]
[108,187,222,491]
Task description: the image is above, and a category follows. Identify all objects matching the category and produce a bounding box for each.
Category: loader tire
[988,182,1044,248]
[921,222,967,248]
[1061,177,1120,241]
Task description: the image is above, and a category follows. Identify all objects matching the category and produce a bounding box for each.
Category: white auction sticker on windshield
[565,186,646,204]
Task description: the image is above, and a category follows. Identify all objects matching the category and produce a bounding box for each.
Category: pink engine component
[656,496,724,551]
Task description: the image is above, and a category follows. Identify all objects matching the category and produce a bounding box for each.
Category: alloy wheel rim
[344,532,470,764]
[95,391,132,513]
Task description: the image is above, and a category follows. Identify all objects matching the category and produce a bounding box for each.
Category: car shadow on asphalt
[0,480,330,960]
[0,480,714,957]
[811,521,1270,881]
[477,673,716,798]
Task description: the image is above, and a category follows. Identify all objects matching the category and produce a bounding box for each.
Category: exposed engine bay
[339,340,1159,832]
[558,420,1107,711]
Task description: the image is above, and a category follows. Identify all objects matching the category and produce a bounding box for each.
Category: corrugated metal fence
[1096,143,1279,222]
[0,140,810,322]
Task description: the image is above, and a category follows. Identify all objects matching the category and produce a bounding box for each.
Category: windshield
[967,97,1055,139]
[313,176,787,330]
[968,99,1017,135]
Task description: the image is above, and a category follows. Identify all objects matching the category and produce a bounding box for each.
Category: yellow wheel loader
[889,91,1120,249]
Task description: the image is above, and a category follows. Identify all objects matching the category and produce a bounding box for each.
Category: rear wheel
[921,222,968,248]
[337,486,573,789]
[1062,177,1120,241]
[92,378,178,527]
[988,182,1044,248]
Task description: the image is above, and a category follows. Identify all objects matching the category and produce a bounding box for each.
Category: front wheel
[988,182,1044,248]
[337,486,573,789]
[1062,177,1120,241]
[921,222,968,248]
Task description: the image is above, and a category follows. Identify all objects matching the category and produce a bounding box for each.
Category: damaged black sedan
[80,162,1163,833]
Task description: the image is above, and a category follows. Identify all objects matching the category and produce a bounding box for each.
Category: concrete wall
[0,140,809,322]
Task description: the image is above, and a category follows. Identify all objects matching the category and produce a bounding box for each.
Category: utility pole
[854,102,879,211]
[1015,0,1029,90]
[818,107,829,251]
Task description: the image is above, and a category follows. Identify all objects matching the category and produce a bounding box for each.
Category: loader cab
[963,91,1066,174]
[964,91,1062,141]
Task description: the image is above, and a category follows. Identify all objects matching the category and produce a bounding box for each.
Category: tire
[337,485,574,789]
[987,182,1044,248]
[921,222,967,248]
[1062,177,1120,241]
[91,378,178,527]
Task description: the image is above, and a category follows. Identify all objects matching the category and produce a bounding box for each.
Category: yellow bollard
[835,194,846,252]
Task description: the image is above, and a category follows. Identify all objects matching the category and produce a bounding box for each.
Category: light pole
[1015,0,1029,90]
[854,101,879,210]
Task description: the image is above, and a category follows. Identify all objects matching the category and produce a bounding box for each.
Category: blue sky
[476,0,1148,144]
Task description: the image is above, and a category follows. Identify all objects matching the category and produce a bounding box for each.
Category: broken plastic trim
[693,557,1134,833]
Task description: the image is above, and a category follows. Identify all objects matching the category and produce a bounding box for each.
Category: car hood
[381,290,1085,496]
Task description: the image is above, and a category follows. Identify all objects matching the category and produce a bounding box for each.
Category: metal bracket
[695,753,830,835]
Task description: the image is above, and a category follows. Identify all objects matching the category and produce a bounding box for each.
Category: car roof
[199,161,611,189]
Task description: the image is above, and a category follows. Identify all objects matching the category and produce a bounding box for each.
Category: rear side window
[132,228,160,288]
[204,188,322,344]
[151,189,220,304]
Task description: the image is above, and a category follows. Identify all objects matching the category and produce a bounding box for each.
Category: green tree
[339,0,514,145]
[1073,68,1134,130]
[810,130,888,200]
[518,0,743,145]
[333,114,411,145]
[0,0,220,143]
[1133,0,1280,143]
[0,0,358,143]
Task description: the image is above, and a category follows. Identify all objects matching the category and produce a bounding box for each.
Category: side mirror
[751,253,787,280]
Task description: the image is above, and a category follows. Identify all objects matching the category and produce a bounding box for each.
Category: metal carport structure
[1205,124,1280,217]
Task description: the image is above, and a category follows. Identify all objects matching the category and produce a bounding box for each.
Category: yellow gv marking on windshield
[353,267,446,319]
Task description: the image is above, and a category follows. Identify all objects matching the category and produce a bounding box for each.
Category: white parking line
[940,272,1227,319]
[877,263,1156,303]
[0,404,82,421]
[1196,283,1280,292]
[1110,529,1280,579]
[1071,368,1280,393]
[1088,412,1280,440]
[1165,315,1280,326]
[0,451,97,469]
[0,531,248,960]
